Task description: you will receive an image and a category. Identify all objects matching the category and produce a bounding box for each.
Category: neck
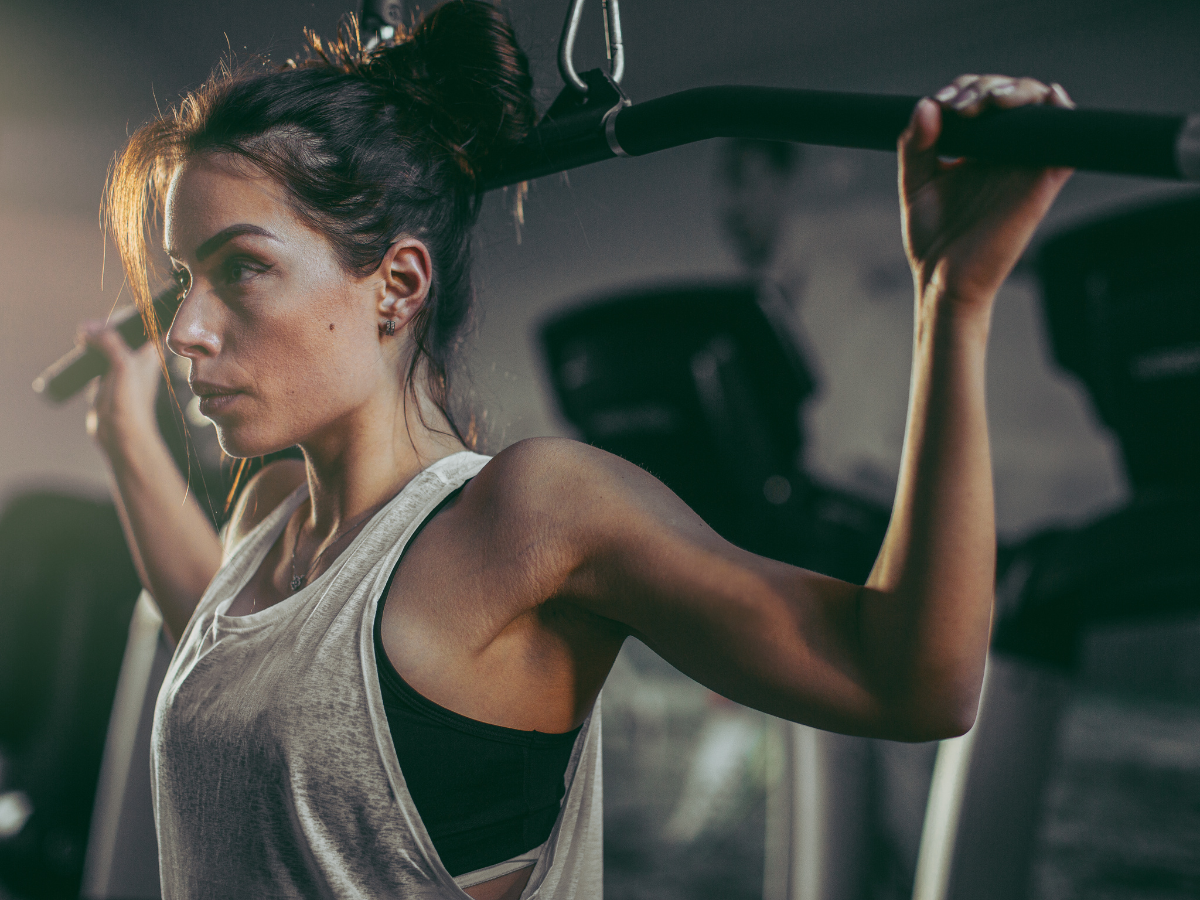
[297,380,468,539]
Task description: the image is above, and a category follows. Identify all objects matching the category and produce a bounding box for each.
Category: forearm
[102,423,223,643]
[860,289,995,738]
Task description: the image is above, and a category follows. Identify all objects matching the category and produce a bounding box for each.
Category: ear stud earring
[382,319,397,336]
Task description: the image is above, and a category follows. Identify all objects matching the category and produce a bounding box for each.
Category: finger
[933,74,981,110]
[985,76,1053,110]
[1048,82,1075,109]
[973,74,1019,98]
[940,74,981,96]
[899,98,942,196]
[948,75,1050,116]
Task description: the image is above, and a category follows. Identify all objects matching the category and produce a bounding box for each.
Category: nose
[166,285,221,360]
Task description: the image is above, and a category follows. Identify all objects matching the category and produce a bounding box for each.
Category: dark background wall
[2,0,1199,537]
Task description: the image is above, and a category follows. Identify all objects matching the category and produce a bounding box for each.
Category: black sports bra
[372,487,581,877]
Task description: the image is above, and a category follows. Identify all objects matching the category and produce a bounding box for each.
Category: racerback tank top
[151,451,604,899]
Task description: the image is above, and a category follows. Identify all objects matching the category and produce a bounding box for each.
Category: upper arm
[222,458,307,558]
[494,439,894,737]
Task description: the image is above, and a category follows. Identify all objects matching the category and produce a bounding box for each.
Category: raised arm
[82,325,224,642]
[859,75,1075,734]
[858,75,1073,736]
[84,324,309,642]
[540,76,1073,741]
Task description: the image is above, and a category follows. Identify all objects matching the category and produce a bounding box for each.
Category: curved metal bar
[558,0,589,94]
[483,85,1194,190]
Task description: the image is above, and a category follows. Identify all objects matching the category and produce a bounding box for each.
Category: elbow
[891,707,977,743]
[886,683,982,742]
[884,649,989,741]
[929,698,979,740]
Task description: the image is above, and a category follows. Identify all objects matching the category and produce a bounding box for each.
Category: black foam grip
[616,88,1186,179]
[33,286,183,403]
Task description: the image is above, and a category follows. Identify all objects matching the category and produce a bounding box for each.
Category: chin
[214,422,294,460]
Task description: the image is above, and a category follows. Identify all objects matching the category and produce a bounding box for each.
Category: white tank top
[152,451,604,899]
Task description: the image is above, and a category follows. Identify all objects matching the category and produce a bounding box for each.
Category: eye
[172,266,192,295]
[220,256,268,286]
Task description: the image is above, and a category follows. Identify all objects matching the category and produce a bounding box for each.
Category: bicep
[557,452,889,735]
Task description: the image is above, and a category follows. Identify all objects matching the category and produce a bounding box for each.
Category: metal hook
[559,0,625,95]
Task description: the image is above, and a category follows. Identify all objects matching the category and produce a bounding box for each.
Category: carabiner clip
[558,0,625,95]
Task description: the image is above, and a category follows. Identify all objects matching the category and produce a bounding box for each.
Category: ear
[377,238,432,333]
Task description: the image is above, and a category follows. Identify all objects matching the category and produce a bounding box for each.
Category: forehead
[163,154,299,257]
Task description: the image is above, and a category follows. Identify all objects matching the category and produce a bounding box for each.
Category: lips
[190,380,244,417]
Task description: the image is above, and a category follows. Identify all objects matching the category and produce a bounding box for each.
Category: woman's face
[164,154,393,458]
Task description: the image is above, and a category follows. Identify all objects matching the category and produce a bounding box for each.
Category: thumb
[899,98,942,197]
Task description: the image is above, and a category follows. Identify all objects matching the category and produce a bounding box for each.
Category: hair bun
[373,0,535,176]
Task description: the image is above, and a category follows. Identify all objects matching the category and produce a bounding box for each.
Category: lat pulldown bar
[33,2,1200,403]
[481,75,1200,190]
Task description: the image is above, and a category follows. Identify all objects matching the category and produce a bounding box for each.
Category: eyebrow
[167,224,279,262]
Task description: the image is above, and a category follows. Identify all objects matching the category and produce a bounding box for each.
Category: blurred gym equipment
[541,280,888,580]
[0,495,142,900]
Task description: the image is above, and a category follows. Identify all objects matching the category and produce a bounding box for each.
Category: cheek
[251,298,380,412]
[209,265,384,454]
[210,322,374,458]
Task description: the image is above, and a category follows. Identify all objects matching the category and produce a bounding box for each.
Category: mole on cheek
[329,323,335,331]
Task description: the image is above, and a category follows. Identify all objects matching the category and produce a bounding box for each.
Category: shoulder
[464,437,715,564]
[222,458,307,556]
[475,436,602,481]
[469,437,651,517]
[456,439,766,646]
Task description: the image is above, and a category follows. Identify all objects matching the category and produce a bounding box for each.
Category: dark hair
[106,0,536,451]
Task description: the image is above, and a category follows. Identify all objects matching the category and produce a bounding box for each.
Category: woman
[82,2,1073,897]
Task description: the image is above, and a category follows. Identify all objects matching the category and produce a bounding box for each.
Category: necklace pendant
[290,575,307,592]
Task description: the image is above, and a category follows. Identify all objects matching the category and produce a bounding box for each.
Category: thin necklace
[288,499,386,593]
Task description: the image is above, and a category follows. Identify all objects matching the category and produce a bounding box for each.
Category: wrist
[914,257,1000,315]
[916,285,994,349]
